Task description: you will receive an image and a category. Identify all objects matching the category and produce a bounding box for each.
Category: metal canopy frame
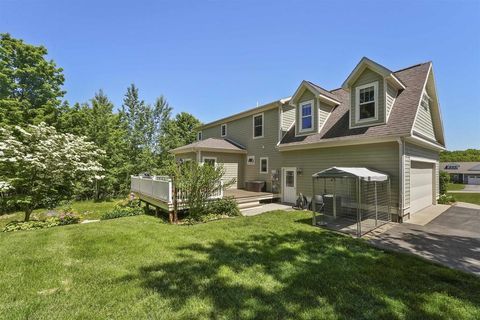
[312,167,391,237]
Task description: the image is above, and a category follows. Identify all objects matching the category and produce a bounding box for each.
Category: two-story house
[170,57,445,222]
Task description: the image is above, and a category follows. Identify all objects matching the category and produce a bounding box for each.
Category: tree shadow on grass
[120,230,480,319]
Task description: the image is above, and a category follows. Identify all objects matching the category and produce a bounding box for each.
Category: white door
[410,161,434,214]
[282,167,297,203]
[468,176,480,185]
[222,163,238,189]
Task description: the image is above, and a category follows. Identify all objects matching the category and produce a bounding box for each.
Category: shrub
[438,194,456,204]
[58,212,80,225]
[3,218,59,232]
[101,205,143,220]
[207,197,240,217]
[439,171,450,195]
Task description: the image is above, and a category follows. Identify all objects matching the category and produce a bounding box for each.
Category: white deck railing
[131,175,223,204]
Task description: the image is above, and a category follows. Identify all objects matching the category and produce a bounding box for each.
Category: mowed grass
[0,211,479,319]
[447,183,465,191]
[0,199,119,228]
[448,193,480,205]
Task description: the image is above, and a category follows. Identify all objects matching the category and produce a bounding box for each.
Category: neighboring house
[440,162,480,184]
[170,57,446,222]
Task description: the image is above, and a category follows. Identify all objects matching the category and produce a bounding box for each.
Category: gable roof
[290,80,341,106]
[170,138,247,154]
[342,57,406,91]
[279,62,435,149]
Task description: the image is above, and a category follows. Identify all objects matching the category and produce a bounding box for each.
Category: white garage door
[410,161,434,214]
[468,176,480,185]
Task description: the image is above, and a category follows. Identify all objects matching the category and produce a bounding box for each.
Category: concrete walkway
[241,203,294,216]
[370,205,480,275]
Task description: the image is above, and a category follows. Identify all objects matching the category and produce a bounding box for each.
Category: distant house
[166,57,446,221]
[440,162,480,185]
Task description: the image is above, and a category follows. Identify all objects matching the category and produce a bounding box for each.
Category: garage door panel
[410,161,434,214]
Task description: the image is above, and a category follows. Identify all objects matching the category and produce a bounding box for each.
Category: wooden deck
[224,189,280,203]
[135,188,280,212]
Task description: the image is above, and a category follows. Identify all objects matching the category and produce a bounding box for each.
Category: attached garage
[468,175,480,185]
[410,161,434,214]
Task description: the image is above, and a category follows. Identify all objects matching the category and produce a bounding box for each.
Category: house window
[197,131,202,141]
[253,113,264,138]
[221,124,227,137]
[203,157,216,166]
[356,82,378,122]
[259,157,268,174]
[247,156,255,165]
[299,100,314,132]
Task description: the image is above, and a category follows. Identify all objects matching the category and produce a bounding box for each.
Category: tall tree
[0,33,65,126]
[0,123,105,220]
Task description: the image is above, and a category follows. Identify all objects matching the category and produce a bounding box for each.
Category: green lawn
[0,199,119,229]
[0,211,479,319]
[448,193,480,205]
[447,183,465,191]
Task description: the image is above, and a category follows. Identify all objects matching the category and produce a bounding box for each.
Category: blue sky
[1,0,479,150]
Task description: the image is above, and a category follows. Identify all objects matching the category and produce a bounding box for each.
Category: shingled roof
[170,138,247,154]
[279,62,432,147]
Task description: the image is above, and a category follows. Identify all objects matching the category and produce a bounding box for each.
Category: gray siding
[386,83,397,120]
[176,152,196,161]
[318,102,333,131]
[202,106,281,191]
[281,142,400,214]
[404,142,440,214]
[413,95,435,140]
[201,151,244,189]
[350,68,385,127]
[281,104,295,131]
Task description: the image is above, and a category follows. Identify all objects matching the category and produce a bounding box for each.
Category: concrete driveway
[370,204,480,275]
[452,184,480,193]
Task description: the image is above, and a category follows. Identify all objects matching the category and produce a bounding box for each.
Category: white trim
[202,156,217,165]
[171,147,247,155]
[247,155,255,165]
[278,105,283,142]
[409,156,438,164]
[282,167,297,203]
[259,157,269,174]
[411,63,431,137]
[196,151,201,162]
[355,81,379,123]
[298,99,315,133]
[278,135,400,151]
[405,135,445,151]
[220,123,227,137]
[197,131,202,141]
[252,112,264,139]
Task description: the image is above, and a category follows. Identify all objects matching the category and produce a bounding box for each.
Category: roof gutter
[278,135,401,152]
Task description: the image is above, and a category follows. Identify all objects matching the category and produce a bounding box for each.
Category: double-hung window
[221,124,227,137]
[299,100,313,132]
[356,82,378,122]
[197,131,202,141]
[259,157,268,174]
[253,113,264,138]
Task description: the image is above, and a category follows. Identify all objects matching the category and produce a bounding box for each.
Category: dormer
[290,80,340,136]
[342,57,406,128]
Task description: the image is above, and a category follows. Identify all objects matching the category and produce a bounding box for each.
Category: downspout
[396,137,404,223]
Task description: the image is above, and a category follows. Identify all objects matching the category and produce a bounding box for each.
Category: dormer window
[299,100,314,132]
[356,82,378,122]
[221,124,227,137]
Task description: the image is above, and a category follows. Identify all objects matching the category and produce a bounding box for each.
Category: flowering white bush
[0,123,105,220]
